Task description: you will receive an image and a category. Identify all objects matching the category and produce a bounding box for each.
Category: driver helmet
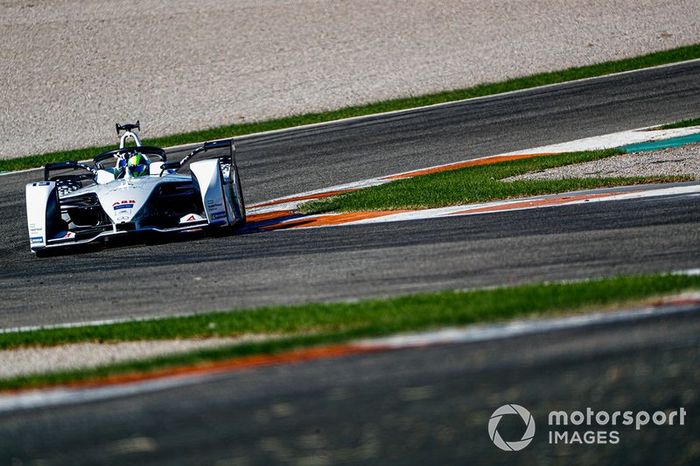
[127,153,150,177]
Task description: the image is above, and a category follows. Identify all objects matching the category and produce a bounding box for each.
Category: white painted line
[505,126,700,155]
[0,167,44,176]
[0,158,95,177]
[674,268,700,276]
[0,371,228,414]
[584,183,700,202]
[356,297,700,350]
[0,312,201,334]
[248,177,388,213]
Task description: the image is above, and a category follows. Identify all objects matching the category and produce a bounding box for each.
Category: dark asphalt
[2,306,699,465]
[1,61,700,328]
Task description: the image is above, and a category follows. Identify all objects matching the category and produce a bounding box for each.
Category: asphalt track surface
[1,305,699,465]
[1,61,700,328]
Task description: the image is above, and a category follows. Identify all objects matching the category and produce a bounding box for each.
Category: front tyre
[229,162,246,227]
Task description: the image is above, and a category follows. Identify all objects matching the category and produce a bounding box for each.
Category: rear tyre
[210,161,246,237]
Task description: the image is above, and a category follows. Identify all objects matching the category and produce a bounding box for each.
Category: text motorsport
[489,404,687,450]
[548,407,687,445]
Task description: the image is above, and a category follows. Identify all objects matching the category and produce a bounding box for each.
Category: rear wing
[161,139,235,172]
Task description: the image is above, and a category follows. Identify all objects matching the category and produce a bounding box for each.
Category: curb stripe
[448,190,633,216]
[621,132,700,152]
[1,344,386,396]
[261,210,410,230]
[246,210,297,223]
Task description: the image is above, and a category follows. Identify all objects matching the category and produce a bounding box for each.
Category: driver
[127,153,150,177]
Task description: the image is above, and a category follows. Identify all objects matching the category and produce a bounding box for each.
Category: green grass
[660,117,700,129]
[2,44,700,172]
[301,149,688,213]
[1,273,699,390]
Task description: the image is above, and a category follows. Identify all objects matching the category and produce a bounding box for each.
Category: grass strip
[2,44,700,173]
[301,149,688,213]
[1,273,699,390]
[660,117,700,129]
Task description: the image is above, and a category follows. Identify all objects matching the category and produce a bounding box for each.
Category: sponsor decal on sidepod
[113,200,136,211]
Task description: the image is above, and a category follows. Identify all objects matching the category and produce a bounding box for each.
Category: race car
[26,122,245,255]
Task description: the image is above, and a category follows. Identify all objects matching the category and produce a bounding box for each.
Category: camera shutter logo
[488,404,536,451]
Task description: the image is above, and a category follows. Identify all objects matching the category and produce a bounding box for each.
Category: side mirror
[161,161,181,171]
[203,139,232,151]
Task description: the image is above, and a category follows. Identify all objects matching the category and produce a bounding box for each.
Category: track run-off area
[1,60,700,329]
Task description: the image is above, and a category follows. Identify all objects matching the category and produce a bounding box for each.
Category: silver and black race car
[26,122,245,255]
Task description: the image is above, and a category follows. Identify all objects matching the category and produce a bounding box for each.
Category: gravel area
[1,0,698,159]
[0,337,268,379]
[505,144,700,181]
